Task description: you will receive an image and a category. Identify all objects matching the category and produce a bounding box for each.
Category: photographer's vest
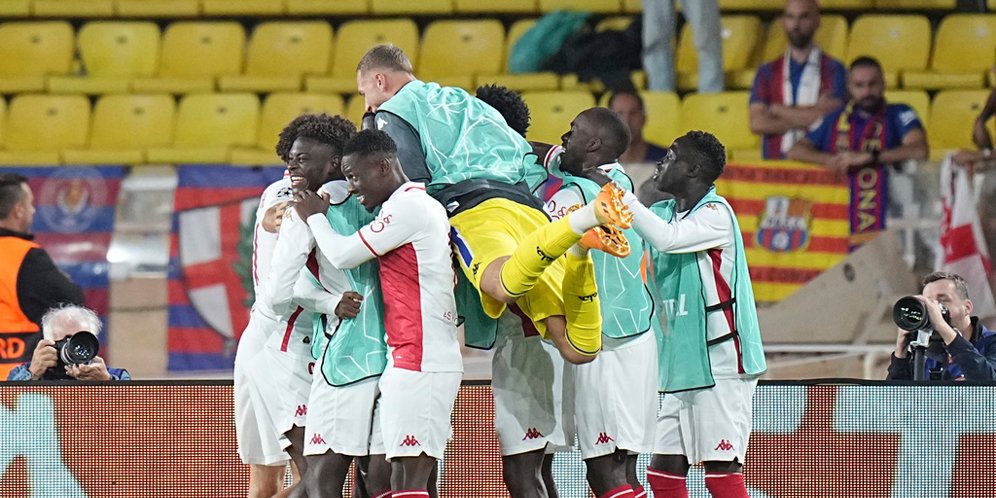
[315,197,389,386]
[378,80,548,194]
[561,166,654,339]
[0,237,40,379]
[647,189,766,392]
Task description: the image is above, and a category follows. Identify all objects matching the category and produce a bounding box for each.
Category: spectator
[948,86,996,170]
[787,56,928,249]
[7,304,128,381]
[887,272,996,381]
[642,0,723,93]
[608,91,669,164]
[0,173,84,379]
[749,0,846,159]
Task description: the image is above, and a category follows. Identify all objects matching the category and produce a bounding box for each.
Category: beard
[855,95,885,113]
[787,30,814,49]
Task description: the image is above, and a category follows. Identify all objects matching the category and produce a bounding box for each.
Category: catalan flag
[715,160,851,303]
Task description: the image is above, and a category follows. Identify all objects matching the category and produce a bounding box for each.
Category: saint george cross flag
[938,156,996,321]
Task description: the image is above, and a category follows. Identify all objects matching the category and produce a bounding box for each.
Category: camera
[43,332,100,380]
[892,296,950,331]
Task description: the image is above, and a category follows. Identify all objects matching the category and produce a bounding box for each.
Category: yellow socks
[499,216,581,298]
[562,252,602,356]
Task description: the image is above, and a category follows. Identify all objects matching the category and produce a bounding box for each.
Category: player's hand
[262,201,289,234]
[972,119,992,150]
[293,190,330,220]
[335,291,363,319]
[28,340,57,379]
[66,356,112,381]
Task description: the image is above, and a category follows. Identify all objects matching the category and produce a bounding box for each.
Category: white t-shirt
[307,182,462,373]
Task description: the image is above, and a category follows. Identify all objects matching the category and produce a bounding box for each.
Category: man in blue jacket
[887,272,996,381]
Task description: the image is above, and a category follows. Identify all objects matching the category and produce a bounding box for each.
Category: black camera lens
[57,331,99,365]
[893,296,929,331]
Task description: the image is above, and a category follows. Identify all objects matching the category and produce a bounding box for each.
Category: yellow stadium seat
[345,94,368,127]
[885,90,930,128]
[875,0,955,8]
[903,15,996,90]
[596,16,634,32]
[679,92,756,151]
[0,22,74,93]
[0,95,90,165]
[115,0,199,16]
[928,90,990,155]
[33,0,113,16]
[419,20,505,90]
[0,1,29,16]
[602,90,683,148]
[847,15,931,89]
[760,14,848,64]
[231,93,346,166]
[455,0,536,13]
[147,93,259,164]
[63,94,175,165]
[676,15,763,91]
[48,21,161,95]
[0,99,6,146]
[134,22,245,94]
[201,0,283,15]
[307,19,419,94]
[820,0,873,7]
[286,0,367,14]
[478,18,559,92]
[521,90,596,144]
[220,21,333,93]
[370,0,453,14]
[539,0,620,13]
[719,0,783,9]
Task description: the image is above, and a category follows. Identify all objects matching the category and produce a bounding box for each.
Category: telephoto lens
[56,331,99,365]
[893,296,929,331]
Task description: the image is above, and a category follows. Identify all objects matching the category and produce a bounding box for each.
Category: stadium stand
[846,14,931,89]
[599,90,683,151]
[146,92,259,164]
[903,14,996,90]
[481,18,560,92]
[928,89,992,158]
[33,0,114,17]
[370,0,454,15]
[133,21,245,94]
[0,94,90,165]
[63,94,175,165]
[285,0,369,15]
[0,21,74,93]
[521,90,596,144]
[885,89,931,129]
[759,14,849,63]
[231,92,345,166]
[875,0,956,8]
[114,0,199,17]
[201,0,284,15]
[538,0,621,14]
[454,0,537,14]
[418,19,505,90]
[679,91,757,157]
[675,15,763,90]
[218,21,332,93]
[307,18,419,94]
[48,21,160,95]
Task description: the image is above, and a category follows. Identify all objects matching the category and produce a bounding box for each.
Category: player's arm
[307,199,423,270]
[373,111,431,184]
[622,192,731,253]
[291,269,341,316]
[265,210,315,315]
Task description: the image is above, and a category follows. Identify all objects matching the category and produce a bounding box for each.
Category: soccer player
[356,44,633,366]
[544,108,658,498]
[294,130,462,497]
[475,83,574,498]
[605,131,766,498]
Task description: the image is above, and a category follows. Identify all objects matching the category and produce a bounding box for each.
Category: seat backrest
[929,90,990,150]
[4,95,90,151]
[521,90,596,144]
[173,93,259,147]
[847,15,931,73]
[159,22,245,78]
[874,0,955,8]
[257,93,346,151]
[640,91,682,148]
[677,15,763,74]
[761,14,848,63]
[77,21,161,77]
[538,0,621,13]
[90,94,175,148]
[345,94,368,126]
[885,89,930,128]
[244,21,333,77]
[419,20,505,79]
[929,14,996,73]
[331,19,419,78]
[679,92,756,150]
[504,18,536,72]
[0,21,74,77]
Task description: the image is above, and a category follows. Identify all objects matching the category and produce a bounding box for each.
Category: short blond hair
[357,44,414,74]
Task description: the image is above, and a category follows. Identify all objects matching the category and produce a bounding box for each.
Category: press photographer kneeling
[5,304,130,381]
[887,272,996,381]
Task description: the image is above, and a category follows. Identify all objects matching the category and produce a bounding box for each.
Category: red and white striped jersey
[307,182,462,373]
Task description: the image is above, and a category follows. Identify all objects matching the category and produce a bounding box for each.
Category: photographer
[887,272,996,381]
[5,304,130,381]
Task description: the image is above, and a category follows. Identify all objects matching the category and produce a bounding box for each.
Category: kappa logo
[535,247,555,262]
[522,427,544,440]
[295,404,307,417]
[595,432,615,445]
[714,439,734,451]
[400,435,421,447]
[310,434,326,445]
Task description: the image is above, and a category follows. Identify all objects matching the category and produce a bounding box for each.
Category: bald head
[783,0,821,50]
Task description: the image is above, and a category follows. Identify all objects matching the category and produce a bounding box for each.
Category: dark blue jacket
[887,317,996,381]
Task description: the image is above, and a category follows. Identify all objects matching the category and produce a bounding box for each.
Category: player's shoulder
[262,177,293,202]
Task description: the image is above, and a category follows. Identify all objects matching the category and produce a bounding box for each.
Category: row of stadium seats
[0,89,986,166]
[2,13,995,100]
[0,0,965,18]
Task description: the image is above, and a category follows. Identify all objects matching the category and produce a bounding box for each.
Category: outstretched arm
[621,192,730,253]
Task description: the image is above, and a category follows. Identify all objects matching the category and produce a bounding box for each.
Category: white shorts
[655,377,758,464]
[304,354,384,457]
[574,331,658,459]
[378,367,461,461]
[234,313,289,466]
[247,313,316,448]
[492,311,575,456]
